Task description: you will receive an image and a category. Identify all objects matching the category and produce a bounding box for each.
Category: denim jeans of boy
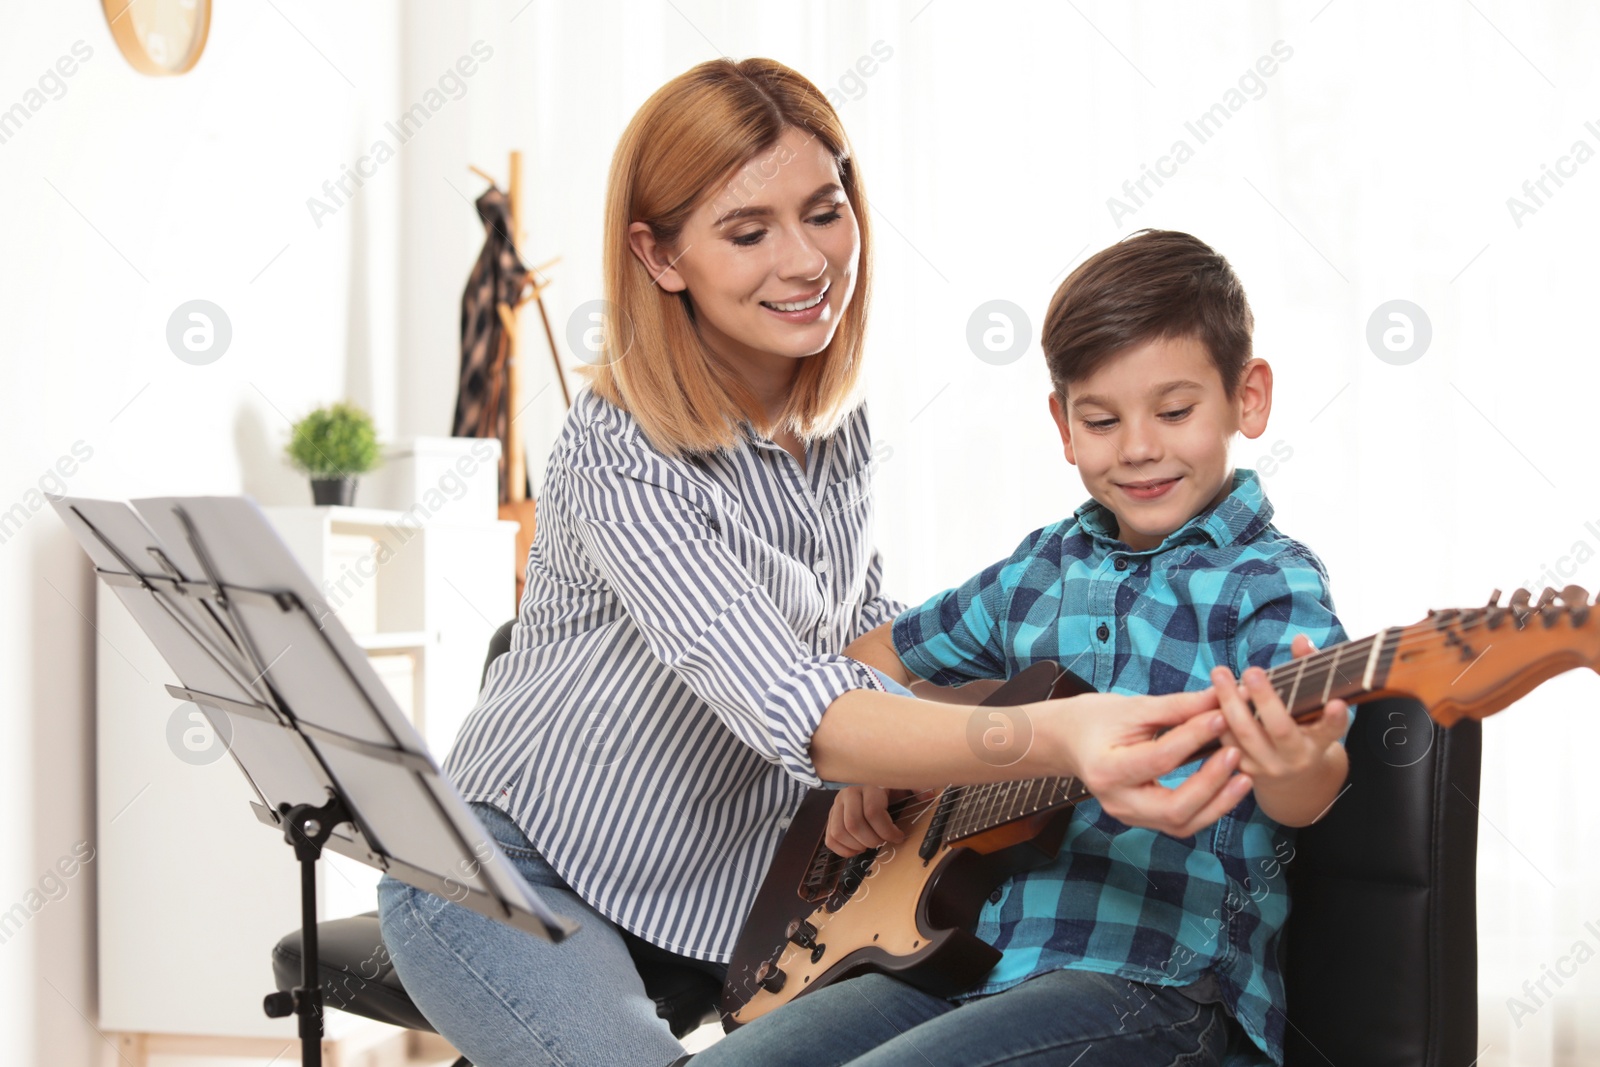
[375,801,723,1067]
[690,967,1267,1067]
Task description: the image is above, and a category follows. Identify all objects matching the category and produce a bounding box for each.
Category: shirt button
[1114,557,1128,571]
[813,558,830,575]
[1096,623,1110,642]
[988,888,1003,904]
[777,817,791,831]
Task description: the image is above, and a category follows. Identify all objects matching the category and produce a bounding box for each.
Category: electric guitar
[721,585,1599,1028]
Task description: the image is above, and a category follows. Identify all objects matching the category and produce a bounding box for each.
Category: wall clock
[102,0,212,76]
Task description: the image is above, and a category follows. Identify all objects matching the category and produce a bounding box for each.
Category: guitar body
[722,663,1092,1029]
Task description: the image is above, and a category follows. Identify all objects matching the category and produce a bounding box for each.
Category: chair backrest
[1282,697,1481,1066]
[482,618,518,690]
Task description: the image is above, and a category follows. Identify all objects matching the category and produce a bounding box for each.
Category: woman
[375,57,1245,1067]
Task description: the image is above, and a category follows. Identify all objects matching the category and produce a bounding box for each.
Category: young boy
[694,229,1351,1067]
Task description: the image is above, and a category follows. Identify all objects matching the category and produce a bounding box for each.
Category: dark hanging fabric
[452,184,530,503]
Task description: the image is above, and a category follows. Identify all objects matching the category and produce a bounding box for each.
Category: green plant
[285,401,382,478]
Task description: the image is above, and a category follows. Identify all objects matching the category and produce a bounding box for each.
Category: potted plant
[285,401,382,506]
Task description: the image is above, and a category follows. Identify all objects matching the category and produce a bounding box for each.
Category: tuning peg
[1484,589,1509,629]
[1564,584,1592,626]
[1482,588,1506,629]
[1534,587,1565,626]
[1508,588,1532,628]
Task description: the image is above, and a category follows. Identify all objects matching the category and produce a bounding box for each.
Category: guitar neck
[943,629,1406,842]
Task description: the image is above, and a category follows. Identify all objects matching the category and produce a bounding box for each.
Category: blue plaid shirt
[890,469,1346,1065]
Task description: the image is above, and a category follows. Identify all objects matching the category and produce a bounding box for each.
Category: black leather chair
[270,619,723,1067]
[1282,698,1480,1066]
[273,625,1480,1067]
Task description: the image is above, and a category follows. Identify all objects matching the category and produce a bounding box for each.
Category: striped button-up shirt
[891,470,1346,1065]
[443,388,902,961]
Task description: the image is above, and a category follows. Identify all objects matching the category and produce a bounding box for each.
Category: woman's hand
[826,786,918,856]
[1043,688,1248,839]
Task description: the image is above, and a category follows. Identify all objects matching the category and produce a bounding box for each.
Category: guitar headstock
[1381,585,1599,727]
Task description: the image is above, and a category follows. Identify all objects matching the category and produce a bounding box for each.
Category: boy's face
[1049,334,1271,551]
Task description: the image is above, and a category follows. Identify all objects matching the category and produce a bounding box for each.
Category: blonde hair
[578,57,873,458]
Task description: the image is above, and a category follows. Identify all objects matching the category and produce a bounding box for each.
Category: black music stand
[50,493,577,1067]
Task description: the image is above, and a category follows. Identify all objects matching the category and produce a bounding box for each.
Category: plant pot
[310,477,358,507]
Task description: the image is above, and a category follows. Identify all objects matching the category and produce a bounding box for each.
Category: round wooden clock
[102,0,212,76]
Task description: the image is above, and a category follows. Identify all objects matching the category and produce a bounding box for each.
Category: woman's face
[634,126,861,377]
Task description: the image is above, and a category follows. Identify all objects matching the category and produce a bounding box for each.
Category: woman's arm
[810,685,1250,839]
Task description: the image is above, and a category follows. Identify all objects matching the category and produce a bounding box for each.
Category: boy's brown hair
[1042,229,1254,399]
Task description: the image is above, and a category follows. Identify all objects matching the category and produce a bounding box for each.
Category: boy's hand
[1210,634,1350,827]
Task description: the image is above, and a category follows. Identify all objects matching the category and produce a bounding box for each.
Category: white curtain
[453,1,1600,1060]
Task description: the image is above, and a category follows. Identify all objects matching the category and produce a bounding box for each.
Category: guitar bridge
[798,838,879,908]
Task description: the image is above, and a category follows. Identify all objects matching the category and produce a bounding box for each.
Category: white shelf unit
[95,503,518,1064]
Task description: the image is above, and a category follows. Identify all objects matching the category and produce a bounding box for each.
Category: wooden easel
[469,151,570,603]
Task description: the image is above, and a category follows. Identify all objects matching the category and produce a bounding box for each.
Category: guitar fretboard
[943,628,1404,842]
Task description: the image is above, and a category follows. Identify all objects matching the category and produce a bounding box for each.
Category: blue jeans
[691,969,1265,1067]
[375,801,722,1067]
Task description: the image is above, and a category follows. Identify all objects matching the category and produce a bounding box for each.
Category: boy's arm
[852,526,1049,691]
[843,621,915,687]
[845,622,1006,705]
